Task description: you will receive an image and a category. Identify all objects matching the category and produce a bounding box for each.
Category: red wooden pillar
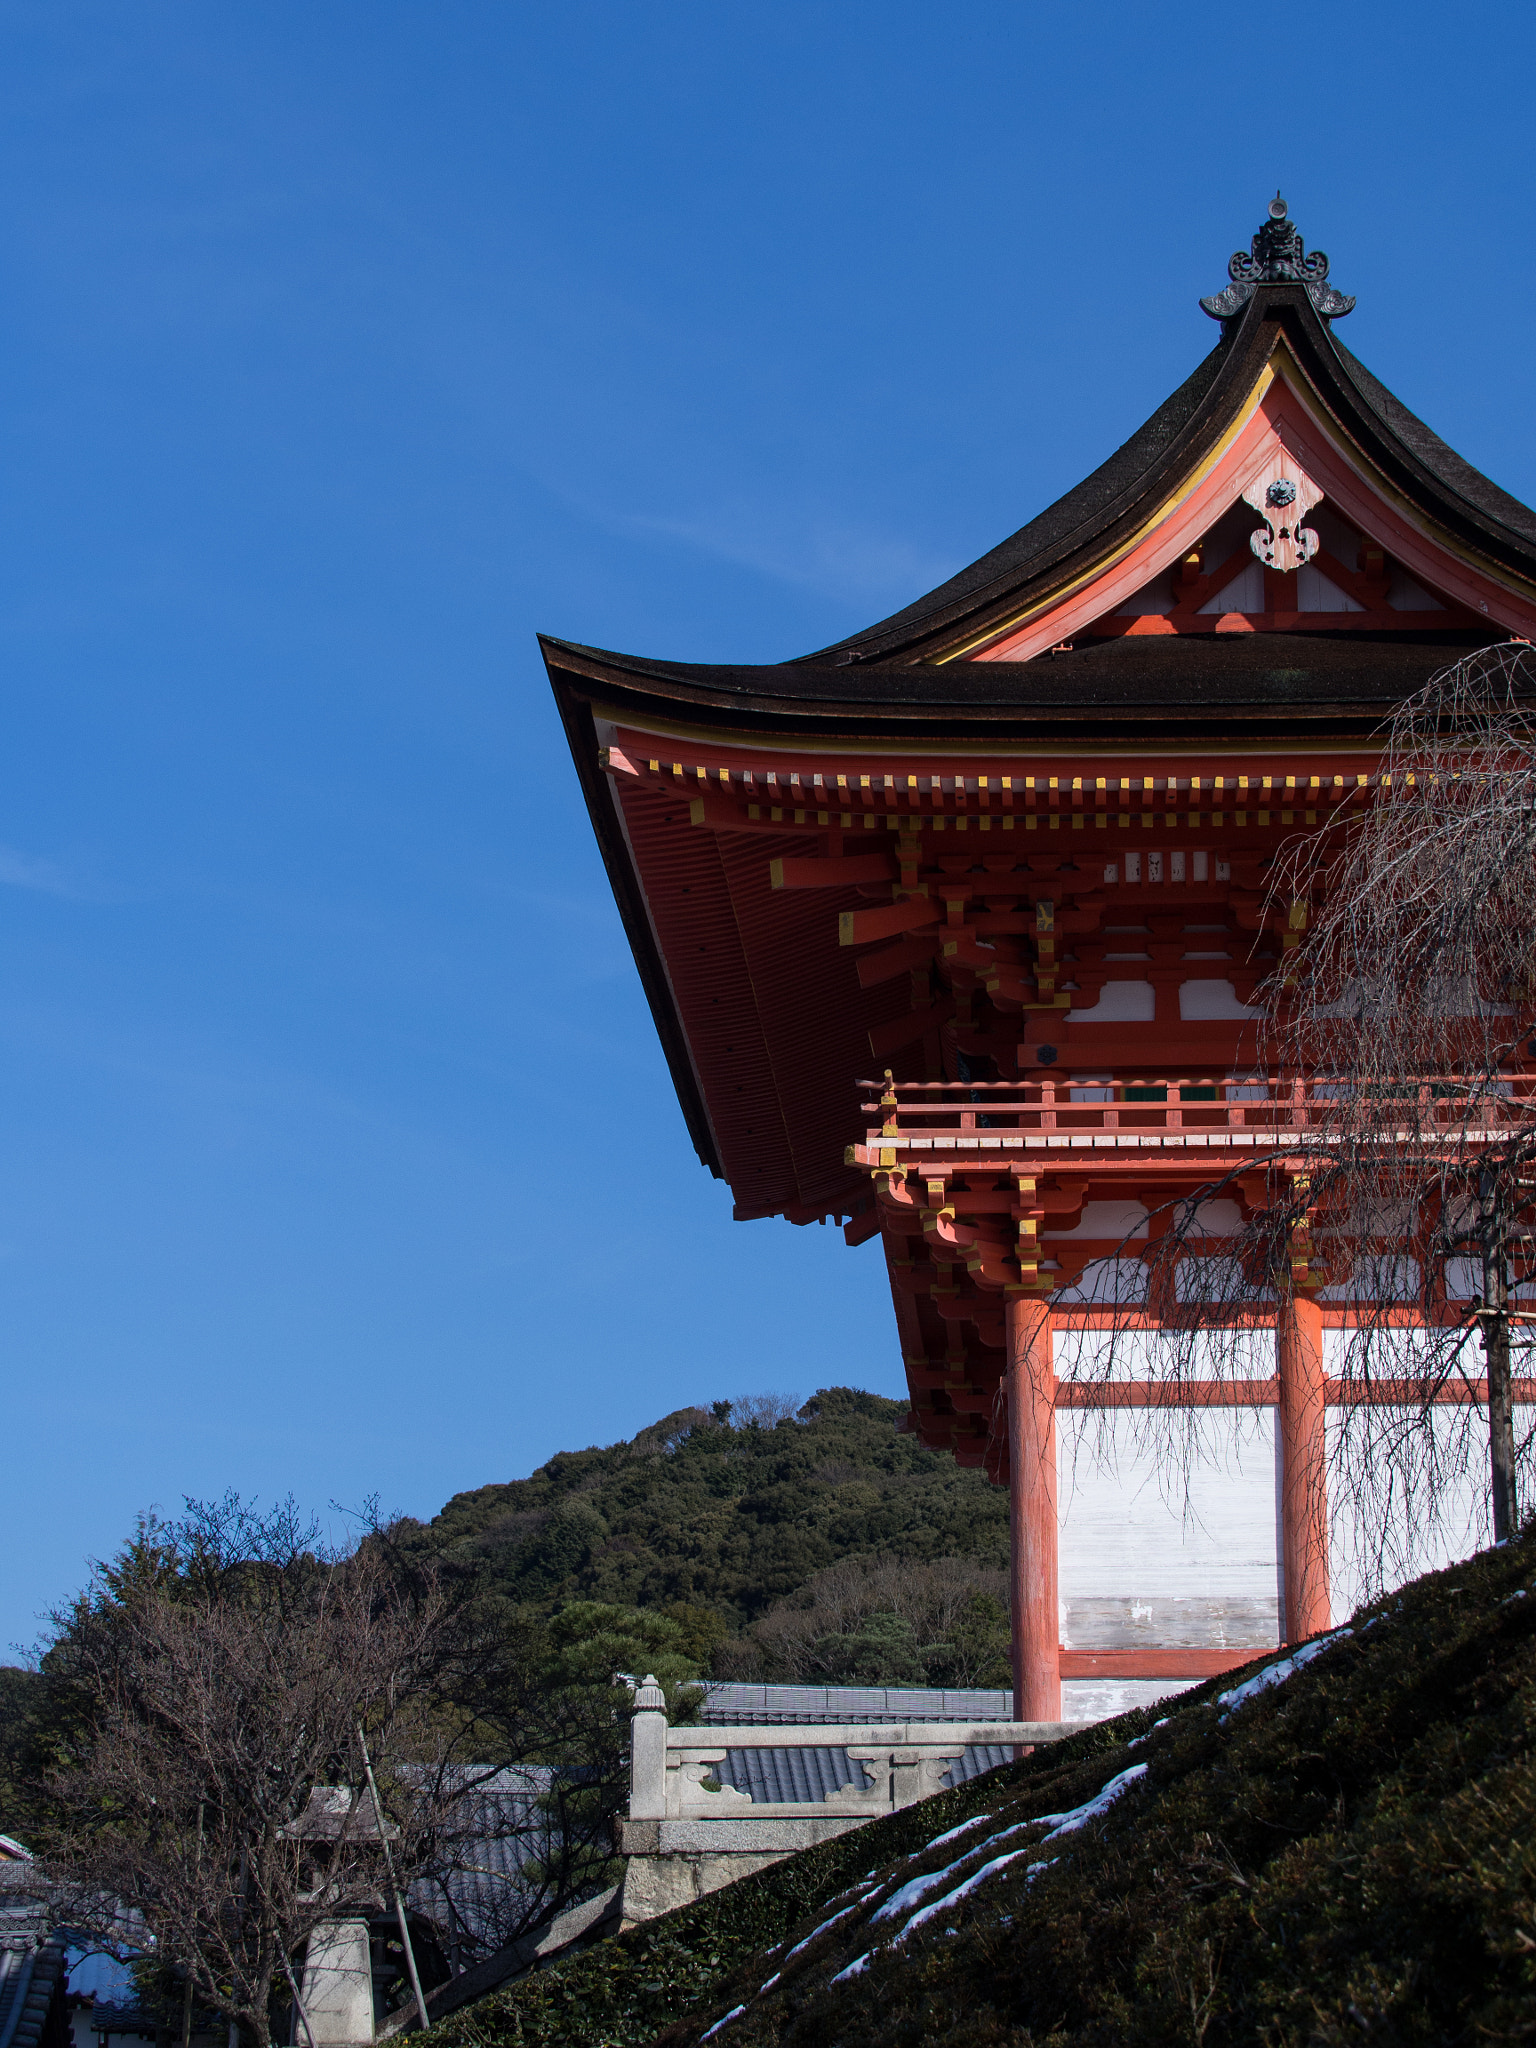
[1276,1290,1330,1641]
[1006,1293,1060,1720]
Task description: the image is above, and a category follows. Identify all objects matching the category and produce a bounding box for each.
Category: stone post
[628,1674,668,1821]
[297,1919,373,2048]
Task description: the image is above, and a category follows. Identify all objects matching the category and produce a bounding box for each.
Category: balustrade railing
[626,1677,1087,1827]
[850,1075,1536,1157]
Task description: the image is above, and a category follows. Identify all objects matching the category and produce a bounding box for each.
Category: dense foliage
[0,1662,52,1841]
[401,1386,1008,1659]
[0,1521,709,1965]
[0,1389,1007,1852]
[417,1525,1536,2048]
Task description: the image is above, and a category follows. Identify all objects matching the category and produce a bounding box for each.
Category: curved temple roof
[548,266,1536,698]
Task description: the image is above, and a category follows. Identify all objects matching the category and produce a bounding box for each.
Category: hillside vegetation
[1,1389,1011,1874]
[404,1388,1010,1674]
[419,1521,1536,2047]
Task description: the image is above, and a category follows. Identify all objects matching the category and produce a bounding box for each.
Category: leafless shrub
[747,1554,1010,1685]
[42,1498,457,2048]
[724,1393,803,1430]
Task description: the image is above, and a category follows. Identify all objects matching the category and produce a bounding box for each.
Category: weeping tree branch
[40,1498,459,2048]
[1058,642,1536,1583]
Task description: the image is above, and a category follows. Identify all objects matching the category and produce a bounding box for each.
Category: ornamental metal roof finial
[1200,193,1355,322]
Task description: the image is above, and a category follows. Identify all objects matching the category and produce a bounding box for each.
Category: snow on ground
[1216,1631,1352,1721]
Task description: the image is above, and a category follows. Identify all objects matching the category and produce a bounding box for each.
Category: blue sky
[3,0,1535,1651]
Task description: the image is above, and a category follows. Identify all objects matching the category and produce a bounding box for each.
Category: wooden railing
[848,1075,1536,1158]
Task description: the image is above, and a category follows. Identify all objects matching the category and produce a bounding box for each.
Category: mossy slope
[424,1527,1536,2047]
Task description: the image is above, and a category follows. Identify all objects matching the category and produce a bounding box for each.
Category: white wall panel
[1326,1403,1533,1623]
[1063,1679,1196,1720]
[1056,1408,1279,1650]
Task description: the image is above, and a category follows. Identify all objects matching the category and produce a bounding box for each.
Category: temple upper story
[541,199,1536,1233]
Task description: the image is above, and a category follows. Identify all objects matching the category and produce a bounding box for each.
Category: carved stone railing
[626,1676,1088,1826]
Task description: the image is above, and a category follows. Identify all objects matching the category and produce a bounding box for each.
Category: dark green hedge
[423,1524,1536,2048]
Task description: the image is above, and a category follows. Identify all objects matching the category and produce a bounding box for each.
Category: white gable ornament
[1243,456,1322,573]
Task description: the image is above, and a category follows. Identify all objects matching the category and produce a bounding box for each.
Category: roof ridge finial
[1200,197,1355,323]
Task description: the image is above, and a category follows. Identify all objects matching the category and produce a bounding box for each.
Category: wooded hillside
[400,1388,1010,1672]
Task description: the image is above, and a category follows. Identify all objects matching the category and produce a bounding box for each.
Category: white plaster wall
[1297,563,1363,611]
[1179,977,1265,1020]
[1063,1678,1196,1719]
[1056,1407,1280,1650]
[1056,1325,1274,1382]
[1045,1200,1148,1241]
[1326,1402,1534,1624]
[1050,1337,1527,1652]
[1199,559,1263,612]
[1069,980,1154,1022]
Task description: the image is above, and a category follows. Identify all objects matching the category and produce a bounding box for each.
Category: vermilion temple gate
[545,200,1536,1718]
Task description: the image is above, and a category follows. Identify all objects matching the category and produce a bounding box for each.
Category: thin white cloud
[541,472,957,610]
[0,846,74,895]
[619,504,956,608]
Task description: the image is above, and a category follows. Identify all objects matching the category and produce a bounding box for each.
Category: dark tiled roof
[699,1684,1013,1725]
[82,1998,158,2041]
[408,1769,556,1960]
[1332,339,1536,550]
[0,1937,67,2048]
[714,1743,1012,1804]
[545,629,1497,743]
[699,1684,1019,1805]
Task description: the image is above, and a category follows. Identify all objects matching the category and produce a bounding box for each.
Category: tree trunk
[1484,1231,1518,1540]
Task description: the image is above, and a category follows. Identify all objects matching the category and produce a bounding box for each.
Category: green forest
[395,1386,1013,1684]
[0,1387,1015,1865]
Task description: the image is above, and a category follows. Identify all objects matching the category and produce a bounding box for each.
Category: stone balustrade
[617,1676,1089,1923]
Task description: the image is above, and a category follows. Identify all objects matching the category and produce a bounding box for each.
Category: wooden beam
[770,853,896,888]
[839,897,938,946]
[1058,1647,1271,1680]
[1278,1291,1330,1643]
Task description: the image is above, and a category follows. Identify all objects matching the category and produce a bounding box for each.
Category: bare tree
[1269,639,1536,1544]
[1065,642,1536,1586]
[719,1393,804,1430]
[42,1497,455,2048]
[738,1555,1011,1686]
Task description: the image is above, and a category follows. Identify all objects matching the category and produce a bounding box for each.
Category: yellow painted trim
[935,337,1536,663]
[932,361,1279,663]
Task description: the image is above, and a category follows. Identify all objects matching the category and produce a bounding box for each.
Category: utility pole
[357,1725,430,2033]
